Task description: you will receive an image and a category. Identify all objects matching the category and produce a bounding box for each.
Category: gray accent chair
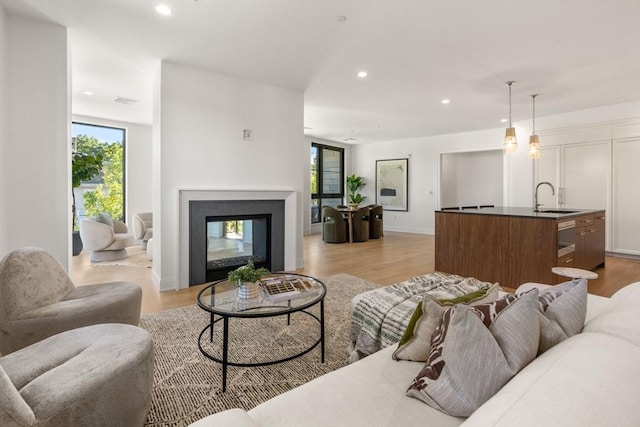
[322,206,347,243]
[369,204,384,239]
[0,323,154,427]
[79,213,134,262]
[132,212,153,249]
[352,206,370,242]
[0,247,142,355]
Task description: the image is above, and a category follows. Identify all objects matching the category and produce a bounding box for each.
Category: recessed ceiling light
[501,118,508,123]
[155,4,172,16]
[441,99,450,104]
[357,71,367,78]
[336,15,347,23]
[83,91,94,96]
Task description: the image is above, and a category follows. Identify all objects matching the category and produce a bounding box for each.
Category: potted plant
[72,151,104,255]
[346,174,366,208]
[228,260,270,299]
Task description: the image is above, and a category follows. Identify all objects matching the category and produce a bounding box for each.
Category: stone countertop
[437,206,605,219]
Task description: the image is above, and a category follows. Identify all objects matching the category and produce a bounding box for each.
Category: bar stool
[551,267,598,281]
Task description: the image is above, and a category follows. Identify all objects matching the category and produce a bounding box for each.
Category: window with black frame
[311,143,344,224]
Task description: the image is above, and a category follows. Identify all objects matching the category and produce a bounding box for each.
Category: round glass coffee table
[196,273,326,391]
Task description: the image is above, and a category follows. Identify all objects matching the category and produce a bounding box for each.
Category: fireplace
[189,199,285,286]
[205,214,271,282]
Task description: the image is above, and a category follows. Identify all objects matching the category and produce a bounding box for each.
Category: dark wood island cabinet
[435,207,605,289]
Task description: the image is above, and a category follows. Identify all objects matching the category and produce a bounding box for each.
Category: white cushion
[249,346,463,427]
[462,332,640,427]
[583,281,640,346]
[188,408,259,427]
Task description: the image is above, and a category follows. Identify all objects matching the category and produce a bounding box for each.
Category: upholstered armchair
[132,212,153,249]
[0,323,154,427]
[369,205,384,239]
[322,206,347,243]
[79,213,133,262]
[352,206,370,242]
[0,247,142,354]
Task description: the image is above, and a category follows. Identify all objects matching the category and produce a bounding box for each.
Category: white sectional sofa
[189,281,640,427]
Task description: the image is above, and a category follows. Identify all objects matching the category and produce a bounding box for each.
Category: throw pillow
[393,283,500,362]
[406,289,540,417]
[96,212,114,229]
[517,278,587,354]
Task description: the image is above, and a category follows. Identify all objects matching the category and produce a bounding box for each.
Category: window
[72,122,126,222]
[311,143,344,223]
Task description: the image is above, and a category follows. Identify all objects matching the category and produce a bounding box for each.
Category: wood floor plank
[70,232,640,314]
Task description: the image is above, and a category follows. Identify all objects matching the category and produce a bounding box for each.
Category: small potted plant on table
[228,260,270,299]
[346,174,366,209]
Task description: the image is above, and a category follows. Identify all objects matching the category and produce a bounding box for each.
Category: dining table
[337,206,358,243]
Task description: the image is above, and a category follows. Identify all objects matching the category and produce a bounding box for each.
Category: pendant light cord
[531,94,538,134]
[508,81,514,127]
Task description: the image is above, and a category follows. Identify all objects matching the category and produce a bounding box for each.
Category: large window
[311,143,344,223]
[72,122,126,222]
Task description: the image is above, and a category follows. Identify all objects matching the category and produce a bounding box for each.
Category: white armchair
[132,212,153,249]
[79,213,134,262]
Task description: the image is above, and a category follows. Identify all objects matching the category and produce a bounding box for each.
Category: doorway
[440,149,503,208]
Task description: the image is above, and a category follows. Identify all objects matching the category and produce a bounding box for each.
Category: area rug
[140,273,379,427]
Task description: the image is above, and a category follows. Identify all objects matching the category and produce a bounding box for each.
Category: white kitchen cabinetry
[561,141,610,210]
[534,119,640,256]
[611,138,640,255]
[534,140,609,213]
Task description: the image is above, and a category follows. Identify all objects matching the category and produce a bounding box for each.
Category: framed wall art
[376,158,408,211]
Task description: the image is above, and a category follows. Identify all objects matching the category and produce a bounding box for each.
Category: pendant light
[527,94,540,159]
[503,81,517,154]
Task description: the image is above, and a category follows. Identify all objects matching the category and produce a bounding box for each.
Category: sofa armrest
[79,220,115,251]
[188,409,259,427]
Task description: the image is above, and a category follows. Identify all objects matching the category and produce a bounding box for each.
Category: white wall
[155,61,305,290]
[72,114,153,230]
[352,101,640,235]
[0,6,6,256]
[1,12,70,265]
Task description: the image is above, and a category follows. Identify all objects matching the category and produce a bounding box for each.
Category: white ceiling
[4,0,640,144]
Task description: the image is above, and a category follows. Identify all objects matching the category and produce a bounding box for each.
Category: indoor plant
[72,151,104,255]
[228,261,270,299]
[346,174,366,208]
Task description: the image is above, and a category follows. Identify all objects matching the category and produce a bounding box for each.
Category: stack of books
[259,276,317,302]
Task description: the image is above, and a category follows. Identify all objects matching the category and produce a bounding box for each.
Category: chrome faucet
[534,181,555,212]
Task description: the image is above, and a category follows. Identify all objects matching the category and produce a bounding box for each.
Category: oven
[557,219,576,257]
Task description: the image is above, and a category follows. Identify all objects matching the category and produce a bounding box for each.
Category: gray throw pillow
[393,283,500,362]
[518,278,587,354]
[406,289,540,417]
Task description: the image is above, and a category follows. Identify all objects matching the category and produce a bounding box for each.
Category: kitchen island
[435,206,605,289]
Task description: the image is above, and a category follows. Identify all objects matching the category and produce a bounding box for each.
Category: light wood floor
[70,232,640,315]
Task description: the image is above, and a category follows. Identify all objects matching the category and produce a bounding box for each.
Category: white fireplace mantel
[177,188,297,289]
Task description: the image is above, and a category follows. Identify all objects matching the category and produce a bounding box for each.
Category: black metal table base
[197,301,325,392]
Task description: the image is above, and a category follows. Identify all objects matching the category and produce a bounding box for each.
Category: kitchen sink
[537,209,580,214]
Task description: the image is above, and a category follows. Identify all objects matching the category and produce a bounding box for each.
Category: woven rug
[140,273,379,427]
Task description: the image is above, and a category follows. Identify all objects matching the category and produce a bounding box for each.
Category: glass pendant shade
[527,93,540,159]
[503,81,517,154]
[527,134,540,159]
[503,127,518,154]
